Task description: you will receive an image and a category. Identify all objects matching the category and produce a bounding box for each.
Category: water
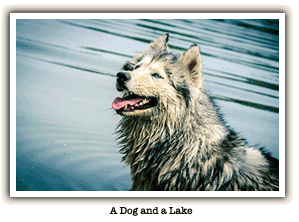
[15,19,279,191]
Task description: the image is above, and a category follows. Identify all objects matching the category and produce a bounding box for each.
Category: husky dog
[112,34,279,191]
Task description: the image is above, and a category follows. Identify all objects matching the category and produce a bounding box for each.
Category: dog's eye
[152,73,163,79]
[134,64,141,69]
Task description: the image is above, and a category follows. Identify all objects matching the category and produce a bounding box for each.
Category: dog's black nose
[116,72,130,91]
[117,72,130,82]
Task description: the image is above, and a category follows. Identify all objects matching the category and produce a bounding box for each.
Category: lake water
[15,18,279,191]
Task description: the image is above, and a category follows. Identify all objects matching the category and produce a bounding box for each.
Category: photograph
[10,13,284,197]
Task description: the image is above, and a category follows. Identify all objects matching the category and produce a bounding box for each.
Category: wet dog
[112,34,279,191]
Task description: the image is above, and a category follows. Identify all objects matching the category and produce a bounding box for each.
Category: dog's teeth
[139,99,149,105]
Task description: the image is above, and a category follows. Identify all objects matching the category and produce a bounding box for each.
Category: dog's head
[112,34,203,117]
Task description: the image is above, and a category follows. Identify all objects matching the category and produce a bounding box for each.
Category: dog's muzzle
[116,72,130,91]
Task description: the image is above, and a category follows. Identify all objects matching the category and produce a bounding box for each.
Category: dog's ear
[148,34,169,52]
[180,44,203,86]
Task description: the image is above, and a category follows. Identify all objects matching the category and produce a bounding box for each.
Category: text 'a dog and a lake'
[110,206,193,216]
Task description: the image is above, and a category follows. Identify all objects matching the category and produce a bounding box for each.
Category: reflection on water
[16,19,279,191]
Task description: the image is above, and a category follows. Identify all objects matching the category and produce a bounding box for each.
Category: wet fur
[115,34,279,191]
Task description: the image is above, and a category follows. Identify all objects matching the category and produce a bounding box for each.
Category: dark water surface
[16,19,279,191]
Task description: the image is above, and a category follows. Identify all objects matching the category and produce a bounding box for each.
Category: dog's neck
[116,100,228,165]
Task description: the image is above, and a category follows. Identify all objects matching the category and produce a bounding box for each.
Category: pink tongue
[112,97,144,110]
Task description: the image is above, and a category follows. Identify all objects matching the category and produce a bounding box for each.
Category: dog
[111,34,279,191]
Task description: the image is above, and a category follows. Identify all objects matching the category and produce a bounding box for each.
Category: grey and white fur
[112,34,279,191]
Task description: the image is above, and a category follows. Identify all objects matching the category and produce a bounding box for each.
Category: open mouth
[112,93,158,114]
